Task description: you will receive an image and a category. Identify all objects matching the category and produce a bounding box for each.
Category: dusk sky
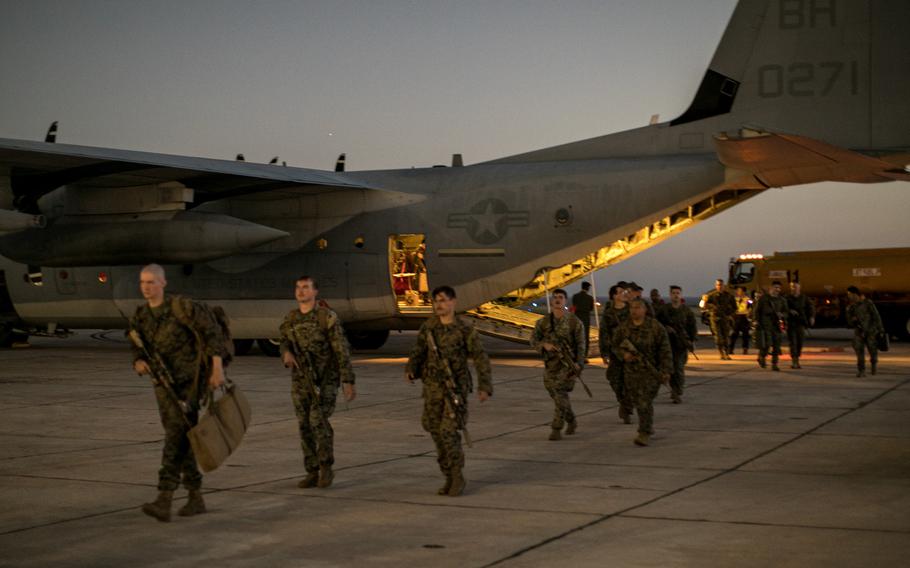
[1,0,907,297]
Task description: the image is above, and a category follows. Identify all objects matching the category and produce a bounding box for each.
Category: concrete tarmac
[1,330,908,567]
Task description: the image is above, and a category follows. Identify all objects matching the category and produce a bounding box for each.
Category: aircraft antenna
[45,121,58,143]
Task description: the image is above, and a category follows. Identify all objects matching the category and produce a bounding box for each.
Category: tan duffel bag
[188,380,252,472]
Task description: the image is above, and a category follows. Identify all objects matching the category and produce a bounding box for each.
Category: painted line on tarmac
[482,375,910,567]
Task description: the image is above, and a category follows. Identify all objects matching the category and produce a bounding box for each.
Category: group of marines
[128,265,885,522]
[702,279,884,376]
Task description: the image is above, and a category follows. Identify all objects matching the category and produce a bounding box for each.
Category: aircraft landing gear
[257,338,281,357]
[346,329,390,350]
[233,339,254,356]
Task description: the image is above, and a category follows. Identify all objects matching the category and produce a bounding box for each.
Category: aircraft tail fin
[489,0,910,164]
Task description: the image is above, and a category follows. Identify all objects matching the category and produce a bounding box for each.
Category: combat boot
[565,420,577,435]
[633,432,650,446]
[178,489,206,517]
[297,471,319,488]
[317,464,334,488]
[548,428,562,441]
[671,392,681,404]
[758,357,766,368]
[437,474,452,496]
[871,362,877,375]
[857,368,866,378]
[141,490,173,523]
[448,469,466,497]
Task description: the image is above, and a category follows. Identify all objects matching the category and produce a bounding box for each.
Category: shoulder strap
[171,296,194,328]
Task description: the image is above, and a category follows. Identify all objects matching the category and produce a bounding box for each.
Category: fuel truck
[720,247,910,339]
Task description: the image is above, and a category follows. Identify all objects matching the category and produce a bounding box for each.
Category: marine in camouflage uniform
[786,282,815,369]
[280,276,356,490]
[656,286,696,403]
[755,282,788,371]
[846,286,884,377]
[612,298,672,446]
[599,284,631,422]
[704,279,736,359]
[129,264,226,522]
[406,286,492,497]
[531,290,586,441]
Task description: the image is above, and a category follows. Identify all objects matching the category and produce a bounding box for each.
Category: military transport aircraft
[1,0,908,352]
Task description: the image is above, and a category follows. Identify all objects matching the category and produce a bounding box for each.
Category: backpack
[172,296,235,367]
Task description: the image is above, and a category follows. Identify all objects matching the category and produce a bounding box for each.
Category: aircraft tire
[346,329,390,350]
[0,324,27,348]
[257,338,281,357]
[233,339,254,356]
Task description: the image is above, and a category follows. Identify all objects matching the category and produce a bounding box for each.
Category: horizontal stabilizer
[714,131,909,187]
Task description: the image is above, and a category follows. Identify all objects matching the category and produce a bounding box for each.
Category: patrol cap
[628,281,643,291]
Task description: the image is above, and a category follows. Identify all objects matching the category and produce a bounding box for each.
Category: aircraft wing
[0,137,380,210]
[714,131,910,187]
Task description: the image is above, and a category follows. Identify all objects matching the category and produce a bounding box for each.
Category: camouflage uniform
[704,289,736,357]
[846,298,884,375]
[755,294,787,369]
[786,293,815,365]
[599,302,631,419]
[611,318,672,436]
[656,303,696,401]
[406,317,492,479]
[129,295,224,492]
[279,307,355,476]
[530,312,586,433]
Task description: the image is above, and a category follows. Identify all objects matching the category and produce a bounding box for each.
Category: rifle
[663,318,699,361]
[288,329,332,435]
[618,338,669,386]
[426,331,473,448]
[554,341,593,398]
[127,329,193,421]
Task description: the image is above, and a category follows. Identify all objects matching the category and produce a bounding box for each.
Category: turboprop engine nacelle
[0,209,46,233]
[0,211,289,267]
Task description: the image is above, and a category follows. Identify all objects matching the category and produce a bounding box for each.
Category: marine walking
[128,264,228,522]
[280,276,357,489]
[406,286,492,496]
[531,288,586,441]
[611,298,672,446]
[656,285,696,404]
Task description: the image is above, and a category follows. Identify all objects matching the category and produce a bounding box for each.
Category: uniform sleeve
[572,315,586,365]
[846,304,857,328]
[685,308,697,341]
[127,309,145,364]
[328,312,355,384]
[869,302,885,334]
[610,326,625,360]
[598,309,611,356]
[279,313,294,357]
[406,324,429,378]
[466,326,493,395]
[185,300,222,360]
[530,318,546,353]
[724,294,737,315]
[655,324,673,375]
